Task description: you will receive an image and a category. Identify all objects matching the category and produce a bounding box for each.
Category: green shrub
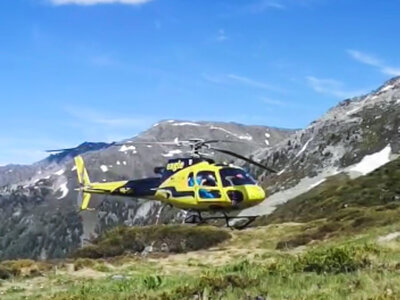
[276,235,312,250]
[143,275,163,289]
[265,256,297,275]
[276,222,343,250]
[0,259,51,278]
[72,245,103,259]
[295,244,375,274]
[74,258,96,271]
[93,263,112,273]
[72,225,231,259]
[222,259,252,273]
[0,266,11,280]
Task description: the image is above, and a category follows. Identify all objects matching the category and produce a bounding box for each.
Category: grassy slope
[1,158,400,299]
[263,156,400,224]
[254,156,400,249]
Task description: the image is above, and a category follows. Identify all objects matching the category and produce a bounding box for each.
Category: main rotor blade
[46,147,80,153]
[202,140,248,145]
[46,139,251,154]
[210,147,277,173]
[46,140,181,153]
[114,141,180,146]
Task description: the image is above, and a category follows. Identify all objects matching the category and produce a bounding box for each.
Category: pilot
[198,174,217,187]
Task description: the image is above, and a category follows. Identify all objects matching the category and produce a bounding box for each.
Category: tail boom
[75,156,127,210]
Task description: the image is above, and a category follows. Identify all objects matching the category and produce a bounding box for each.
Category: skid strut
[184,211,258,230]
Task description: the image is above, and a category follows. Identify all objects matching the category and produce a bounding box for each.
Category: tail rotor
[74,156,92,211]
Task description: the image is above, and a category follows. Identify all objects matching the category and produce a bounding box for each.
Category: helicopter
[49,139,277,229]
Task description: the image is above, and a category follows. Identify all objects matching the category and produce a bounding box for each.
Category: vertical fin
[80,193,92,211]
[74,156,91,186]
[74,156,92,211]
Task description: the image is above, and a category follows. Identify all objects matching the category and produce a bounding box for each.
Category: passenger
[188,175,195,187]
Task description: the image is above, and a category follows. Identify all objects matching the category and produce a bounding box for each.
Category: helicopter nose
[247,186,266,202]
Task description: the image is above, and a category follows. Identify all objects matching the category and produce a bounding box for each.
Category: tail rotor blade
[77,189,83,208]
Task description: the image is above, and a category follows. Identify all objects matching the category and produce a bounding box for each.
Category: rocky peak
[242,76,400,217]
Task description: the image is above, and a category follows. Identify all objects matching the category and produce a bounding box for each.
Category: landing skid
[184,211,258,230]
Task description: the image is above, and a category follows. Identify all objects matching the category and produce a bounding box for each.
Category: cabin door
[194,170,222,202]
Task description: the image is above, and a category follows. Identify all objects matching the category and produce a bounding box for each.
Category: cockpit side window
[188,172,194,187]
[219,168,256,187]
[196,171,218,187]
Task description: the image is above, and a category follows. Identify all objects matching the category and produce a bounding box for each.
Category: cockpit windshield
[219,168,256,187]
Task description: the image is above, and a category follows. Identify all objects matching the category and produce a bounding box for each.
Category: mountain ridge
[0,120,295,260]
[0,76,399,260]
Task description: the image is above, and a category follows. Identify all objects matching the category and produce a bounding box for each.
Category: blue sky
[1,0,400,165]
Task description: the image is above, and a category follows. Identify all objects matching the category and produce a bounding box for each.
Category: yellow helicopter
[51,139,277,229]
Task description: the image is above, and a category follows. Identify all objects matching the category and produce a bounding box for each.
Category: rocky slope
[242,76,400,216]
[0,121,294,260]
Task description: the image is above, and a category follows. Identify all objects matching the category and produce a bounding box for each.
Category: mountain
[0,121,294,260]
[241,76,400,217]
[1,75,400,261]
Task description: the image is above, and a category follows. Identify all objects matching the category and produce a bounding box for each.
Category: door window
[196,171,218,187]
[188,172,195,187]
[219,168,256,187]
[196,171,221,199]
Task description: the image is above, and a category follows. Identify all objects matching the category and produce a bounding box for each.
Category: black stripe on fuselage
[112,177,161,197]
[161,187,195,198]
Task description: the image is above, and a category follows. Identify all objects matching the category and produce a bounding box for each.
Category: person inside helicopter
[195,171,220,199]
[219,168,256,187]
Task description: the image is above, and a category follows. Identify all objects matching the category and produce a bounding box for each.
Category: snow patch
[119,145,137,153]
[380,85,394,93]
[71,166,77,171]
[265,140,270,146]
[54,169,65,176]
[116,161,121,165]
[265,132,271,138]
[100,165,109,172]
[349,145,391,176]
[309,179,326,189]
[396,99,400,104]
[238,134,253,141]
[277,168,286,176]
[123,161,127,165]
[57,182,69,199]
[172,122,201,127]
[346,107,361,115]
[295,138,312,158]
[210,126,252,140]
[162,149,183,157]
[211,126,235,137]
